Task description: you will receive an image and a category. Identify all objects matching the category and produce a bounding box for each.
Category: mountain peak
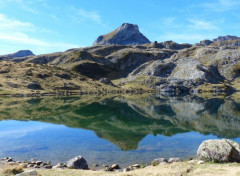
[117,23,139,32]
[93,23,150,46]
[1,50,35,59]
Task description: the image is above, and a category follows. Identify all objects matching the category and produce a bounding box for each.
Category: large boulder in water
[197,139,240,163]
[66,156,89,169]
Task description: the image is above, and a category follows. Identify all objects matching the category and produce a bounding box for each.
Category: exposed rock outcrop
[93,23,150,46]
[147,41,192,50]
[169,58,224,84]
[199,40,213,46]
[213,35,240,42]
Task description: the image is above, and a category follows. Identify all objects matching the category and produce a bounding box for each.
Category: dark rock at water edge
[66,156,89,170]
[168,158,183,163]
[151,158,168,165]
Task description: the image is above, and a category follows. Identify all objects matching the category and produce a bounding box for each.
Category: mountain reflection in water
[0,94,240,165]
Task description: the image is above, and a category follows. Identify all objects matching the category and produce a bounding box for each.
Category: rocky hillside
[1,23,240,96]
[93,23,150,45]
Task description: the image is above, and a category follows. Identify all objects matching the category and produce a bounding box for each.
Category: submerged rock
[197,139,240,163]
[66,156,89,170]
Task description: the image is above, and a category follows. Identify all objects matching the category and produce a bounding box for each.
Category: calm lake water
[0,94,240,167]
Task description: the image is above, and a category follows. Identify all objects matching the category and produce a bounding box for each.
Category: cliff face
[93,23,150,46]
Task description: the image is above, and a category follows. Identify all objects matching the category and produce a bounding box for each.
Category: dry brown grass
[1,164,24,176]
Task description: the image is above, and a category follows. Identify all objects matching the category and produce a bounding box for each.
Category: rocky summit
[93,23,150,46]
[213,35,240,42]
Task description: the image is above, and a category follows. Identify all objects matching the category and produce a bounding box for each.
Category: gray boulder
[15,170,37,176]
[168,158,183,163]
[52,163,67,169]
[197,139,240,163]
[152,158,168,165]
[66,156,88,170]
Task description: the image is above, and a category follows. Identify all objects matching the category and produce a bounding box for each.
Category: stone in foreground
[168,158,183,163]
[152,158,168,165]
[111,164,120,170]
[66,156,89,170]
[16,170,37,176]
[197,139,240,163]
[197,160,204,164]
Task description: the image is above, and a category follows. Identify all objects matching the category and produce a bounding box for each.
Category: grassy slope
[0,61,118,95]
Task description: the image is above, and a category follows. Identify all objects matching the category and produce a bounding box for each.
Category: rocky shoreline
[2,139,240,175]
[0,155,191,174]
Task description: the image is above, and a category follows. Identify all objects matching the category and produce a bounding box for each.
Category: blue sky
[0,0,240,55]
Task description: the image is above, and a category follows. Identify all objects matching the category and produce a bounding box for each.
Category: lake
[0,94,240,167]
